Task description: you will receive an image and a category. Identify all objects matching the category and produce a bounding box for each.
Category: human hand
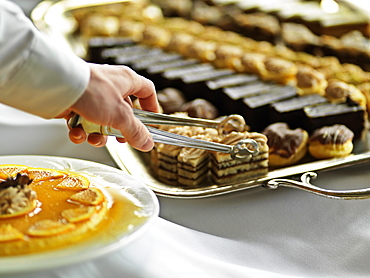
[58,63,159,152]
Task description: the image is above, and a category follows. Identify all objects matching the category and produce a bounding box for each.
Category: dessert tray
[32,0,370,199]
[106,137,370,199]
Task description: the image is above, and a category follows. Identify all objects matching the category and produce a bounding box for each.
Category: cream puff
[308,124,354,159]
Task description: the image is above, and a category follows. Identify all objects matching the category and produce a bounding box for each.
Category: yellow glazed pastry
[0,164,144,256]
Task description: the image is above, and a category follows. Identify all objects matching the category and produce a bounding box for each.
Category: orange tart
[0,164,144,256]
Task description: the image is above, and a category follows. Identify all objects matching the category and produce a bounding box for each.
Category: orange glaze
[0,169,146,256]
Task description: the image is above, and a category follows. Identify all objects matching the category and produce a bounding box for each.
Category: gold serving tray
[33,0,370,199]
[106,137,370,199]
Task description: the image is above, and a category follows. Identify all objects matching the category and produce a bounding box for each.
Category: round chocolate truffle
[157,88,187,114]
[181,98,219,119]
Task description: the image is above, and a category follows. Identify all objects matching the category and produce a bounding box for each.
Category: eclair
[262,122,308,167]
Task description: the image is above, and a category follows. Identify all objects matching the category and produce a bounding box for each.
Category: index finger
[133,75,160,113]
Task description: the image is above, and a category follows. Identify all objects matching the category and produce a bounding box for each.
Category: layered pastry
[262,122,308,167]
[155,126,193,185]
[210,131,269,184]
[177,135,211,187]
[308,124,354,159]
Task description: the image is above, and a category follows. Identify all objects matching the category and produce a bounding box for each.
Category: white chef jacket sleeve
[0,1,90,119]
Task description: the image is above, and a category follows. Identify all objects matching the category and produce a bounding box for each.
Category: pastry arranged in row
[262,122,354,168]
[86,39,366,139]
[150,114,269,187]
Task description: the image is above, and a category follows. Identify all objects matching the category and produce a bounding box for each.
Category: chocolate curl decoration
[0,173,33,190]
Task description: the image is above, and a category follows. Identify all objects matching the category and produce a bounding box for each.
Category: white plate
[0,155,159,275]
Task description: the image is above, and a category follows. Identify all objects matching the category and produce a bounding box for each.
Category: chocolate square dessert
[269,94,328,129]
[145,58,200,90]
[219,81,276,116]
[87,37,134,63]
[204,73,259,107]
[241,85,297,131]
[303,102,366,139]
[179,68,236,100]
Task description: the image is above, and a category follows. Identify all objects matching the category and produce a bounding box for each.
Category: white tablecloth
[2,104,370,278]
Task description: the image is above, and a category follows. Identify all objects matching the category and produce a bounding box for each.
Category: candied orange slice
[27,219,75,237]
[61,206,96,223]
[54,172,90,191]
[26,168,65,182]
[69,188,104,205]
[0,224,24,242]
[0,164,27,180]
[0,200,36,219]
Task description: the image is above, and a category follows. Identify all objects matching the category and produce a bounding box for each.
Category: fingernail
[74,134,82,140]
[94,140,104,147]
[141,137,154,151]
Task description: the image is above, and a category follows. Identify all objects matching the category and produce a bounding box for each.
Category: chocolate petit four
[86,37,134,63]
[269,94,327,130]
[204,73,259,108]
[210,131,269,184]
[241,85,297,131]
[303,102,366,139]
[220,81,276,116]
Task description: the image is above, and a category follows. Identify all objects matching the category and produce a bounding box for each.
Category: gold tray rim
[106,138,370,199]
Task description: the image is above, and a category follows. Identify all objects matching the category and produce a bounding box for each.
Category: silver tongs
[68,109,260,159]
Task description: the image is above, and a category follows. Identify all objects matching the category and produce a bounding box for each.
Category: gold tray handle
[264,172,370,200]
